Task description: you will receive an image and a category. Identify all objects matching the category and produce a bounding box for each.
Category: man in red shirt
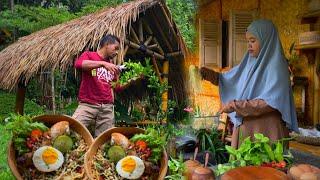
[72,35,121,137]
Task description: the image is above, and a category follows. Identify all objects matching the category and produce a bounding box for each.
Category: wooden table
[289,141,320,157]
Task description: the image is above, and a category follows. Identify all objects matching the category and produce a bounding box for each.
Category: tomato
[279,160,286,168]
[135,140,148,150]
[30,129,42,140]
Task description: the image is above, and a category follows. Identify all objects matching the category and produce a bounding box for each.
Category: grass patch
[0,90,45,122]
[0,91,45,179]
[0,124,14,180]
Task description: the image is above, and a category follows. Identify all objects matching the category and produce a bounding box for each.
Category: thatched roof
[0,0,187,91]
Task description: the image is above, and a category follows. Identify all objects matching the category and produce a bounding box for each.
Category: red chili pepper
[135,140,148,151]
[30,129,42,140]
[279,160,286,168]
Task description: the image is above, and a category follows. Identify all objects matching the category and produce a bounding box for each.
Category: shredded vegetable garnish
[17,131,88,180]
[91,147,120,180]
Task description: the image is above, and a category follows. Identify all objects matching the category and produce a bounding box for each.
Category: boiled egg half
[32,146,64,172]
[116,155,145,179]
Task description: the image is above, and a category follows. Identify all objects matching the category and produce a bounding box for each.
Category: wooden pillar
[161,60,169,113]
[15,82,26,115]
[51,70,56,114]
[314,50,320,125]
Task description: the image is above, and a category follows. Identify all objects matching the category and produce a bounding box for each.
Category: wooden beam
[15,81,26,115]
[167,51,182,57]
[130,26,140,44]
[51,70,56,114]
[161,60,169,114]
[142,21,165,55]
[138,20,144,42]
[152,56,163,83]
[148,44,158,49]
[148,44,163,54]
[150,11,174,52]
[144,36,153,46]
[125,39,165,60]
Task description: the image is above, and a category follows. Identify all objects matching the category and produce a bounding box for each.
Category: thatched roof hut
[0,0,188,113]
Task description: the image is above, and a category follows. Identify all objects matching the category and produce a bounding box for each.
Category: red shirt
[74,51,116,104]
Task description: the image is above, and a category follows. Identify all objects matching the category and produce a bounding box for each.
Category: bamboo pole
[148,44,158,49]
[161,60,169,115]
[138,20,144,42]
[125,39,165,60]
[130,26,140,44]
[144,36,153,46]
[159,4,179,42]
[51,70,56,114]
[152,56,163,83]
[142,21,165,55]
[149,12,174,52]
[167,51,182,57]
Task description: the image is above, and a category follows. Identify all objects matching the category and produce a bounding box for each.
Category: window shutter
[229,11,257,67]
[199,19,221,68]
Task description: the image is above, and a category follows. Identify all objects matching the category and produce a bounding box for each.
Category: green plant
[0,5,76,36]
[216,133,294,175]
[166,0,196,51]
[118,60,152,85]
[165,154,186,180]
[0,91,44,122]
[116,58,173,123]
[131,127,166,163]
[195,128,227,164]
[5,114,48,155]
[0,123,15,180]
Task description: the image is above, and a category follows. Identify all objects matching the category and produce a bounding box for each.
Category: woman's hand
[200,67,212,80]
[219,101,235,114]
[200,67,219,85]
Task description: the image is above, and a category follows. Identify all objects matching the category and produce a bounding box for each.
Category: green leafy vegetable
[165,154,186,180]
[119,59,153,85]
[216,133,293,176]
[5,114,48,155]
[131,127,166,163]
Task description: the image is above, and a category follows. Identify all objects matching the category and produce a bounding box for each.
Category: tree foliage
[0,5,76,36]
[166,0,197,51]
[0,0,196,50]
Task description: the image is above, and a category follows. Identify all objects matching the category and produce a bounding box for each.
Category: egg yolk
[121,157,136,173]
[42,148,58,165]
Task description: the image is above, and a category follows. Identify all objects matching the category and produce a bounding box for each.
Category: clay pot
[191,153,215,180]
[184,147,201,180]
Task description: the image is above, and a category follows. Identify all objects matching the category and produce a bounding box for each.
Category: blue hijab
[219,19,299,132]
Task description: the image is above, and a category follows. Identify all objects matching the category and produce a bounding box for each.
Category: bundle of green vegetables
[118,59,153,85]
[216,133,293,176]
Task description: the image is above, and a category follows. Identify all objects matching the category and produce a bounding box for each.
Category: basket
[8,114,94,180]
[84,127,168,180]
[192,115,220,130]
[294,135,320,146]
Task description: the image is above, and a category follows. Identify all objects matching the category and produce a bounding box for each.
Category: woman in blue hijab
[201,19,298,148]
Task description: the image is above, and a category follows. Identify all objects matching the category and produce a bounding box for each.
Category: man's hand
[219,101,235,114]
[102,61,120,75]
